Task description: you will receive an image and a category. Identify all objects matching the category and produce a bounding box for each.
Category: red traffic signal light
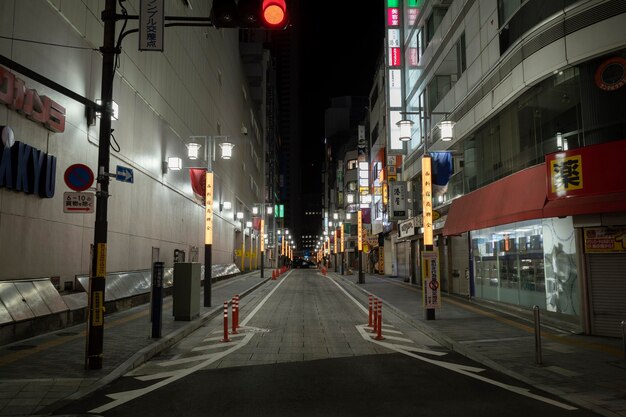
[261,0,288,29]
[211,0,288,29]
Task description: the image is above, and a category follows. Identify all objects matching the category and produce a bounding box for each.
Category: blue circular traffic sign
[64,164,94,192]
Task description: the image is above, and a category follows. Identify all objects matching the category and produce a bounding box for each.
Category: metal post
[151,262,164,338]
[204,137,213,308]
[86,0,116,370]
[358,249,364,284]
[533,305,543,365]
[425,244,435,320]
[621,320,626,363]
[341,252,344,275]
[204,243,212,307]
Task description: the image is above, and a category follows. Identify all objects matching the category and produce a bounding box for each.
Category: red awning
[543,192,626,218]
[443,164,547,236]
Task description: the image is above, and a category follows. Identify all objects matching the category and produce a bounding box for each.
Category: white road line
[90,272,291,414]
[329,277,577,411]
[355,324,576,410]
[204,333,246,342]
[377,328,403,334]
[370,334,415,343]
[192,341,239,351]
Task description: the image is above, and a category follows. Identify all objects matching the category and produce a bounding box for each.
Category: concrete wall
[0,0,264,288]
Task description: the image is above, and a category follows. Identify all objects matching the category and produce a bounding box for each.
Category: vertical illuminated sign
[422,156,433,245]
[386,0,405,155]
[388,29,401,66]
[407,0,423,26]
[205,172,213,245]
[334,229,339,254]
[357,210,363,251]
[341,223,345,253]
[260,219,265,252]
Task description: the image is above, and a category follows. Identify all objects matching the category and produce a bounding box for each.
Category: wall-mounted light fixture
[167,156,182,171]
[236,211,244,220]
[96,99,119,121]
[556,132,568,151]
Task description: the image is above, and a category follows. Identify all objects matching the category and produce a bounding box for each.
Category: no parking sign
[64,164,94,191]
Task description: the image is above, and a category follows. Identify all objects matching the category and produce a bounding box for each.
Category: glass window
[456,33,466,77]
[498,0,522,26]
[471,218,579,316]
[425,7,447,46]
[427,75,452,113]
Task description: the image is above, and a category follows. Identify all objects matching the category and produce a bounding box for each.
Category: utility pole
[86,0,116,370]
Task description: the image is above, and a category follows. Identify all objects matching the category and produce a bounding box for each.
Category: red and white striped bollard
[221,301,231,342]
[232,294,240,333]
[375,299,385,341]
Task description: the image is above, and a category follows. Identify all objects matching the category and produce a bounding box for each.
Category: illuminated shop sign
[388,69,402,107]
[386,0,405,155]
[0,126,56,198]
[0,66,66,133]
[387,2,400,26]
[388,29,401,66]
[407,0,424,26]
[545,139,626,200]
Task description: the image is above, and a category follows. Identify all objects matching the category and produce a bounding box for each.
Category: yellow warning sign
[92,291,104,326]
[96,243,107,277]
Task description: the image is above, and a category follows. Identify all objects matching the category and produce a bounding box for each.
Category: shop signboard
[389,181,408,220]
[584,227,626,253]
[546,139,626,199]
[399,217,417,239]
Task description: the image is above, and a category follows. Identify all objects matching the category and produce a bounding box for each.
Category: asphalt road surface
[53,269,599,417]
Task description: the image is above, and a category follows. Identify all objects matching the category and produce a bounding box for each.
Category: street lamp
[253,203,273,278]
[164,135,238,309]
[396,110,454,145]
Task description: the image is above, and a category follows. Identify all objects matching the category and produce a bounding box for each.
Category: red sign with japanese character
[545,139,626,200]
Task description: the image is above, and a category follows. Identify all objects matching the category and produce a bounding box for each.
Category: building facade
[0,1,275,292]
[386,0,626,336]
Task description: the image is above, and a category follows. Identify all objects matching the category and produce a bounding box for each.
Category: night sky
[297,0,385,190]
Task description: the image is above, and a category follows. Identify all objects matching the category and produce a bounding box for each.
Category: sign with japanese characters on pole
[422,251,440,309]
[205,172,213,245]
[422,156,433,246]
[139,0,164,51]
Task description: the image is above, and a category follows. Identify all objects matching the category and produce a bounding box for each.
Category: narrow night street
[54,270,593,417]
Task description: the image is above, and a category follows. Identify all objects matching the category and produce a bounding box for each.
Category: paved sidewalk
[331,271,626,417]
[0,270,273,417]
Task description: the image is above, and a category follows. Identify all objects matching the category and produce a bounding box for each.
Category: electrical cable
[110,129,121,152]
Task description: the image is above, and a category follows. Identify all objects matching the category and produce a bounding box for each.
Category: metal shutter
[588,253,626,337]
[396,242,410,279]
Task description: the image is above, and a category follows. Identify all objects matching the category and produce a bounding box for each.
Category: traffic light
[261,0,288,29]
[211,0,288,29]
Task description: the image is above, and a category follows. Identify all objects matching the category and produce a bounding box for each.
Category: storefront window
[471,218,580,317]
